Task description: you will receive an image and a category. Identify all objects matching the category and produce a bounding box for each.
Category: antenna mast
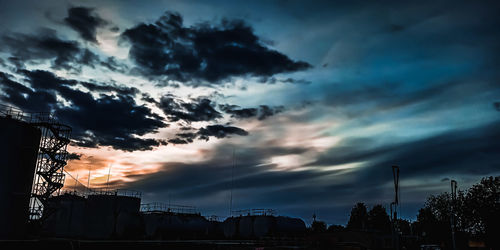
[229,148,235,217]
[106,164,113,191]
[391,165,400,250]
[450,180,457,250]
[87,166,91,194]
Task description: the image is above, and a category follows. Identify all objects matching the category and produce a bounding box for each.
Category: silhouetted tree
[367,204,391,233]
[414,206,444,245]
[462,176,499,249]
[414,191,463,246]
[414,176,499,248]
[347,202,368,231]
[396,219,411,235]
[311,220,327,233]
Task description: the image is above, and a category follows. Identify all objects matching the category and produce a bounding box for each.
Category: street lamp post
[450,180,457,250]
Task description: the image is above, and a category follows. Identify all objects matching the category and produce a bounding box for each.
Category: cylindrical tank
[42,193,86,238]
[238,216,254,238]
[115,211,142,239]
[142,213,183,239]
[142,213,160,238]
[185,215,209,235]
[275,216,306,235]
[206,220,224,238]
[0,117,41,239]
[142,213,210,239]
[84,194,141,239]
[222,217,239,238]
[253,216,275,238]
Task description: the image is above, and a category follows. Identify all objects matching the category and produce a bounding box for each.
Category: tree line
[311,176,499,249]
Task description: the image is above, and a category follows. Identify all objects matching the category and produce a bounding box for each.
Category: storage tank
[275,216,306,235]
[238,216,254,238]
[206,220,224,238]
[222,217,239,238]
[253,216,275,238]
[142,213,182,239]
[115,211,143,239]
[184,215,210,235]
[222,215,306,239]
[0,116,41,239]
[84,192,141,239]
[42,193,86,238]
[142,212,165,238]
[142,212,210,239]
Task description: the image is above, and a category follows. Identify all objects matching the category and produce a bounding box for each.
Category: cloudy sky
[1,0,499,225]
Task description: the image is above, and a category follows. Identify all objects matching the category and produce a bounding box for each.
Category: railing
[141,202,198,215]
[0,104,25,120]
[89,188,142,198]
[207,215,221,221]
[0,104,57,124]
[231,208,276,216]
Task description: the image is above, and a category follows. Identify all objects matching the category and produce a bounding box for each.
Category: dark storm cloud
[169,132,197,144]
[158,96,222,122]
[264,77,312,85]
[309,121,500,182]
[64,7,108,43]
[167,138,190,145]
[0,29,99,71]
[219,104,284,120]
[0,71,57,112]
[494,102,500,111]
[168,125,248,144]
[6,57,24,69]
[197,125,248,141]
[372,122,500,178]
[158,96,286,144]
[67,153,82,160]
[126,143,315,200]
[99,56,129,73]
[79,80,138,96]
[56,91,166,151]
[0,29,129,74]
[319,79,500,123]
[0,69,166,151]
[140,93,159,105]
[257,105,284,120]
[121,11,311,83]
[20,69,139,96]
[219,104,257,119]
[124,120,500,222]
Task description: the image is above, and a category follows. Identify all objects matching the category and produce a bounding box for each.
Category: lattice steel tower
[28,112,71,220]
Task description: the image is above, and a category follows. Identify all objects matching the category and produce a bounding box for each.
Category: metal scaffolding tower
[0,105,71,221]
[29,112,71,220]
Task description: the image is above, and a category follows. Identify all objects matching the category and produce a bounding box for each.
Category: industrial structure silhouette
[1,105,496,250]
[0,105,309,248]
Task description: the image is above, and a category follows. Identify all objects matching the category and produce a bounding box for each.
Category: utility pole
[229,148,235,217]
[106,164,113,192]
[391,166,400,250]
[450,180,457,250]
[87,166,91,194]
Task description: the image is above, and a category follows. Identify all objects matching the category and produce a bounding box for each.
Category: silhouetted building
[0,115,41,239]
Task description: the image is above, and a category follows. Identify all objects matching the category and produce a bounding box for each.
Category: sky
[0,0,499,225]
